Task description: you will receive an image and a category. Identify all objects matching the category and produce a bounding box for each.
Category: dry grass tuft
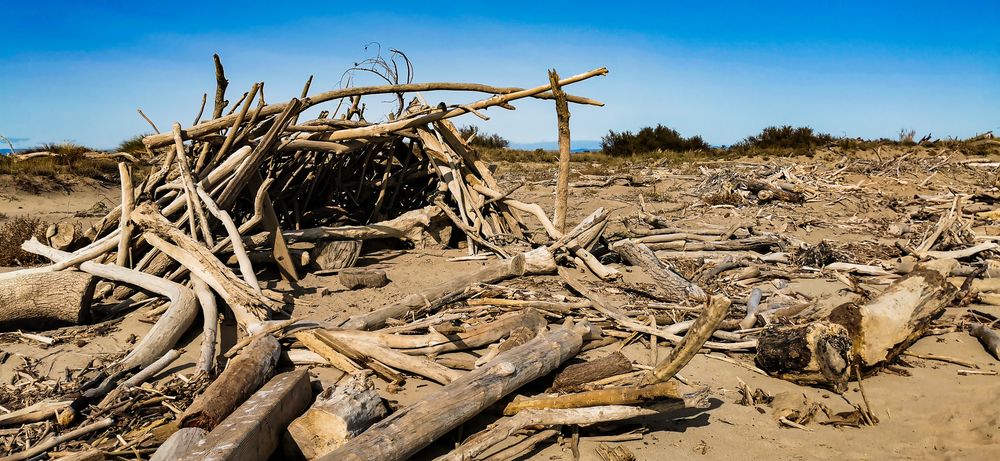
[0,216,47,266]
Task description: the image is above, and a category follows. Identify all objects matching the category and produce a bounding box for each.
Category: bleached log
[970,323,1000,360]
[0,399,71,427]
[317,323,587,461]
[827,269,957,368]
[0,272,95,331]
[21,238,199,371]
[612,239,707,302]
[316,331,462,385]
[150,427,208,461]
[286,372,388,460]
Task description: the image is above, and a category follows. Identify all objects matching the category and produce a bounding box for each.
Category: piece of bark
[317,323,586,461]
[311,240,362,271]
[286,372,388,460]
[756,321,852,393]
[0,271,95,331]
[150,427,208,461]
[339,269,389,290]
[178,369,311,461]
[969,323,1000,360]
[548,351,633,392]
[180,335,280,430]
[827,269,957,368]
[611,239,707,302]
[504,381,685,415]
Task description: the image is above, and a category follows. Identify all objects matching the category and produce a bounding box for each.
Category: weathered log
[0,399,71,427]
[827,269,956,368]
[611,239,706,302]
[286,372,388,460]
[504,381,685,415]
[642,294,731,384]
[549,68,571,234]
[178,369,311,461]
[316,330,463,385]
[317,323,587,461]
[0,271,95,331]
[549,351,633,392]
[150,427,208,461]
[339,269,389,290]
[341,252,531,330]
[755,321,852,393]
[180,335,280,430]
[284,206,448,246]
[46,222,77,250]
[969,323,1000,360]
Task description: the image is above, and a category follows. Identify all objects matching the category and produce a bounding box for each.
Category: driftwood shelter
[1,54,999,460]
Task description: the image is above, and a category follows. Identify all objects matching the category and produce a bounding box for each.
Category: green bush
[600,125,709,157]
[457,125,509,149]
[735,125,833,152]
[117,134,149,153]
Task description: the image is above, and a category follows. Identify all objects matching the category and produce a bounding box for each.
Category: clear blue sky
[2,1,998,149]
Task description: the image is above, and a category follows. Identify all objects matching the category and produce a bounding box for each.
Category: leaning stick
[642,295,731,385]
[171,123,214,246]
[549,68,571,234]
[116,162,135,267]
[194,277,219,373]
[196,185,261,295]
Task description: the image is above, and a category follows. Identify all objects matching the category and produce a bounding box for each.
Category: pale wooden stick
[116,162,135,267]
[549,69,571,234]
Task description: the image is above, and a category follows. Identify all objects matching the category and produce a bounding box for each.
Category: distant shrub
[601,125,709,157]
[457,125,509,149]
[0,216,47,266]
[898,128,916,145]
[117,134,149,153]
[735,125,833,153]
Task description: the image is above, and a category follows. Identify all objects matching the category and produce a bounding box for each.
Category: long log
[341,252,532,330]
[180,335,280,430]
[503,381,686,415]
[286,372,388,460]
[548,351,633,392]
[827,269,956,368]
[611,239,707,302]
[178,369,311,461]
[317,323,587,461]
[755,321,852,393]
[0,272,95,331]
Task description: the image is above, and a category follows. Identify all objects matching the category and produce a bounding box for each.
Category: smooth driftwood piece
[611,239,707,302]
[150,427,208,461]
[287,372,388,460]
[311,240,362,271]
[341,251,535,330]
[755,321,852,393]
[0,272,95,331]
[178,369,311,461]
[0,399,71,427]
[827,269,957,368]
[339,269,389,290]
[284,206,448,246]
[642,294,732,384]
[180,335,280,430]
[317,323,586,461]
[548,351,633,392]
[504,381,687,415]
[969,323,1000,360]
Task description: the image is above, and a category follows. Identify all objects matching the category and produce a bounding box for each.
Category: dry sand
[1,148,998,460]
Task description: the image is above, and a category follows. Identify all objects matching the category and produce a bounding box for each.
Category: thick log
[339,269,389,290]
[0,399,71,427]
[969,323,1000,360]
[611,239,707,302]
[178,369,311,461]
[341,252,529,330]
[150,427,208,461]
[756,321,852,393]
[549,351,633,392]
[180,335,280,430]
[287,372,388,460]
[317,323,587,461]
[0,272,95,331]
[827,269,956,368]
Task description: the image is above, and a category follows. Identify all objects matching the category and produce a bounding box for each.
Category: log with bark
[0,272,95,331]
[755,321,853,393]
[286,372,388,460]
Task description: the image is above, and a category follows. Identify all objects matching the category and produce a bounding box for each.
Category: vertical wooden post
[549,69,571,234]
[116,162,135,267]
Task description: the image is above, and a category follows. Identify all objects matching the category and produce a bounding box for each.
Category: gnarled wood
[287,372,388,460]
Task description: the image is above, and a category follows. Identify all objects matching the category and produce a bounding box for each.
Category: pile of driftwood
[0,57,725,461]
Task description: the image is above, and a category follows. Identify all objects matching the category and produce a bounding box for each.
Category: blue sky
[2,1,998,150]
